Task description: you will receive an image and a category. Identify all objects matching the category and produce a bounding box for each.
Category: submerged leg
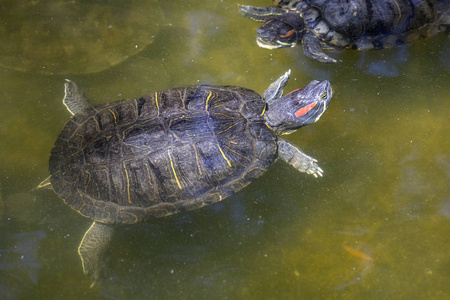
[238,5,285,22]
[277,138,323,178]
[78,221,114,286]
[302,32,337,63]
[262,69,291,104]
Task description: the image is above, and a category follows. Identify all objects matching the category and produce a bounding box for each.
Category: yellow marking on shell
[155,92,160,115]
[177,90,184,106]
[94,183,100,199]
[212,103,226,109]
[218,144,232,167]
[108,109,117,125]
[217,122,239,134]
[101,168,110,199]
[72,202,87,216]
[74,132,85,146]
[222,144,249,164]
[247,166,265,175]
[84,172,91,193]
[260,104,266,116]
[193,145,203,176]
[118,211,140,224]
[205,91,213,111]
[123,164,132,204]
[168,114,185,127]
[144,163,153,186]
[393,0,402,24]
[168,150,182,189]
[144,162,160,201]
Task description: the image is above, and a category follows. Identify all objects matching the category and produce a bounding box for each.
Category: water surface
[0,0,449,299]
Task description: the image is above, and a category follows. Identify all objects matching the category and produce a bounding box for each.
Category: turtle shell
[49,86,277,224]
[0,0,161,75]
[275,0,449,49]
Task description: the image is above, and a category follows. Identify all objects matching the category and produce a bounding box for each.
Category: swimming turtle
[0,0,161,75]
[37,70,332,284]
[239,0,450,63]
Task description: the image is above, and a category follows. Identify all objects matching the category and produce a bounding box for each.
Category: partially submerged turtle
[0,0,161,75]
[239,0,450,63]
[37,70,332,283]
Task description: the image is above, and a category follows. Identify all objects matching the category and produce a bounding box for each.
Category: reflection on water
[356,46,410,77]
[0,0,162,75]
[0,231,46,298]
[441,198,450,218]
[0,0,449,299]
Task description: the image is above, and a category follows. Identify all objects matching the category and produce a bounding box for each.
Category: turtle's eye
[320,92,328,100]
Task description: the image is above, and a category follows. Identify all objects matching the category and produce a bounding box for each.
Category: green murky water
[0,0,449,299]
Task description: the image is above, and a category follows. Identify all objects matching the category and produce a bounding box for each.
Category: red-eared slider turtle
[37,70,332,283]
[239,0,450,63]
[0,0,161,75]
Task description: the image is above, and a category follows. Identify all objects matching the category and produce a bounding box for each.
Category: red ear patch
[286,87,303,95]
[280,29,295,38]
[295,101,317,117]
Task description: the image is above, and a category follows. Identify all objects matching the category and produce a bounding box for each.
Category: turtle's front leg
[238,5,285,22]
[302,32,337,63]
[78,221,114,286]
[262,69,291,104]
[277,138,323,178]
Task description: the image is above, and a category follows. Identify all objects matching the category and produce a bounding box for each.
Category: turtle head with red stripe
[264,80,332,134]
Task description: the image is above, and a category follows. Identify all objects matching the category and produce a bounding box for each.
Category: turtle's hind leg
[78,221,114,286]
[63,79,90,115]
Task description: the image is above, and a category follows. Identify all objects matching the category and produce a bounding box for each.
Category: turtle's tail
[33,176,53,191]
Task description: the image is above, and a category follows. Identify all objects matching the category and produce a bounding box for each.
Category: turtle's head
[256,12,304,49]
[264,80,332,134]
